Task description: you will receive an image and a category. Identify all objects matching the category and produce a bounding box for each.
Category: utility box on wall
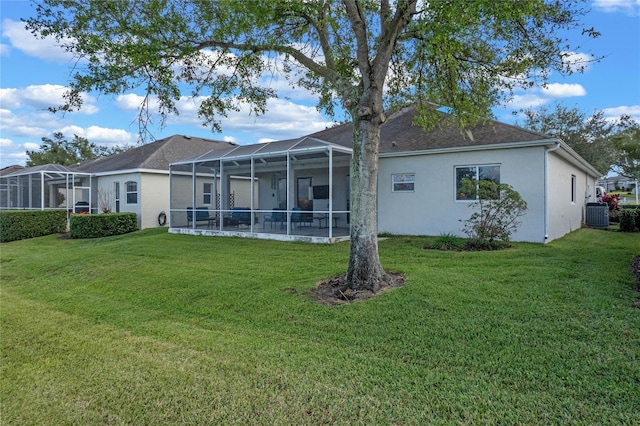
[585,202,609,228]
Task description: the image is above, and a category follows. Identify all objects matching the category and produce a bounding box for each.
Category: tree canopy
[26,132,126,167]
[611,116,640,180]
[26,0,598,291]
[521,104,640,177]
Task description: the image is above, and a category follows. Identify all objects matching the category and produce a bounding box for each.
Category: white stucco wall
[95,172,144,228]
[545,153,597,241]
[377,146,548,243]
[140,173,170,229]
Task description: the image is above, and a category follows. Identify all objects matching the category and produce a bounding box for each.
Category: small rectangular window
[126,181,138,204]
[392,173,415,192]
[571,174,576,203]
[203,183,212,204]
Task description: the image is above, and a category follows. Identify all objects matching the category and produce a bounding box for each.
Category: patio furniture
[264,208,286,229]
[313,215,339,228]
[187,206,216,228]
[229,207,252,226]
[291,207,313,227]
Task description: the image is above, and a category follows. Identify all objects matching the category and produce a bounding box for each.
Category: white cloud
[593,0,640,15]
[602,105,640,120]
[503,93,550,110]
[0,43,9,56]
[55,125,135,146]
[0,108,48,137]
[561,51,596,73]
[1,19,74,63]
[541,83,587,98]
[23,142,40,151]
[0,85,98,114]
[0,138,12,147]
[115,93,156,110]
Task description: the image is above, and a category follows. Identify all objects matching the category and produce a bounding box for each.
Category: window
[456,165,500,200]
[125,181,138,204]
[297,177,312,210]
[571,174,576,203]
[203,183,212,204]
[392,173,415,192]
[114,182,120,212]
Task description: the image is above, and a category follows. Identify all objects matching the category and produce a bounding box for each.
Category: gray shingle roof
[77,134,236,173]
[307,106,556,153]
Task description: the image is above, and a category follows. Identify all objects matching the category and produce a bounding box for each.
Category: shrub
[601,194,621,222]
[429,233,466,251]
[460,179,527,250]
[619,206,639,233]
[70,213,138,239]
[0,210,67,242]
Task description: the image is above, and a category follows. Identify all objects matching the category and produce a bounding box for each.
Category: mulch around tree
[311,272,405,306]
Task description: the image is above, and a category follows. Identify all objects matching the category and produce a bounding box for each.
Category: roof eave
[379,138,561,158]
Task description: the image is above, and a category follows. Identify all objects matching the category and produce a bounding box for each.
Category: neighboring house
[0,135,255,230]
[169,106,603,243]
[75,134,254,229]
[599,175,637,193]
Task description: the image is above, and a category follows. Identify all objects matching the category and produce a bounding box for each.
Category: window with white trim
[392,173,415,192]
[571,174,576,203]
[203,183,212,204]
[455,165,500,200]
[125,181,138,204]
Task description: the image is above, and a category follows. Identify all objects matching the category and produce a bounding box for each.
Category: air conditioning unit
[585,202,609,228]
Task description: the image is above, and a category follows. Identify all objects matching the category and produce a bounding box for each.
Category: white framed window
[114,182,120,212]
[455,165,500,200]
[392,173,415,192]
[571,174,576,203]
[125,181,138,204]
[203,183,212,204]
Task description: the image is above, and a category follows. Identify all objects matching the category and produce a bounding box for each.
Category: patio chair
[291,207,313,227]
[229,207,252,226]
[264,208,286,229]
[187,206,216,228]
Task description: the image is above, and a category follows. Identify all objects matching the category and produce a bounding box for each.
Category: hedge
[619,206,640,233]
[69,213,138,239]
[0,210,68,243]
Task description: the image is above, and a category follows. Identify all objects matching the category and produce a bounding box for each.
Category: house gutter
[544,141,561,241]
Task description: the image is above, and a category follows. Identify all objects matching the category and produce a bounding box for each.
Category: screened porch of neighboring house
[168,137,352,243]
[0,164,93,214]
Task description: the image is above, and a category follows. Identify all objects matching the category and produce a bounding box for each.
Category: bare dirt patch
[311,272,405,306]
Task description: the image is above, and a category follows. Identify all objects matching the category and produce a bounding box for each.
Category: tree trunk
[346,115,386,292]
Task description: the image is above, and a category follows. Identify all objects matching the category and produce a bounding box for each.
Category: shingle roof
[307,106,556,153]
[77,134,236,173]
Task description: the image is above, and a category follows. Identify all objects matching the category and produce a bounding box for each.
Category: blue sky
[1,0,639,169]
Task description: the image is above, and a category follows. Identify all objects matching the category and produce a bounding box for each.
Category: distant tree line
[521,103,640,180]
[26,132,131,167]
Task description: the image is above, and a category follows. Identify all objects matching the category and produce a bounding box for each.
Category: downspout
[544,142,561,241]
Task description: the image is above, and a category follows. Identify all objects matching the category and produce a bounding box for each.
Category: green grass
[1,228,639,424]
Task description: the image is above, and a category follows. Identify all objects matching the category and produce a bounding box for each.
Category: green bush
[619,206,639,233]
[459,179,527,249]
[0,210,67,242]
[70,213,138,239]
[429,233,466,251]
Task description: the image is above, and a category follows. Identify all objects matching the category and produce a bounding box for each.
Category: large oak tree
[26,0,598,291]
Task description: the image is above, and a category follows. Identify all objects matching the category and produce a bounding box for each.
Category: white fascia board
[378,139,560,159]
[91,168,169,177]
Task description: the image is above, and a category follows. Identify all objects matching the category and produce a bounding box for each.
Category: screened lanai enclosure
[0,164,93,213]
[169,137,352,243]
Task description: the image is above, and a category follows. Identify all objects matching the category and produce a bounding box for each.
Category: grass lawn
[1,228,639,424]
